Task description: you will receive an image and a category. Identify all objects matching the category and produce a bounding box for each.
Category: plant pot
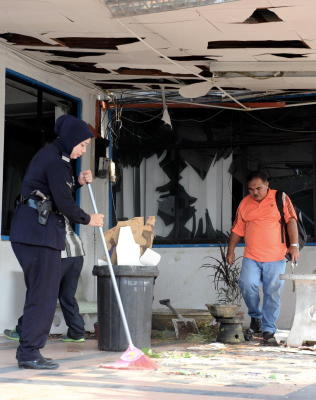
[205,303,240,319]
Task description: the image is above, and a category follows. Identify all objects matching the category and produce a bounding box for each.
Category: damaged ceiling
[1,0,316,106]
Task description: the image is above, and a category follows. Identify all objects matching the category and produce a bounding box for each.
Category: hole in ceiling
[0,33,58,46]
[271,53,308,58]
[244,8,283,23]
[25,49,106,58]
[208,40,310,49]
[47,61,111,73]
[114,67,194,77]
[168,55,217,61]
[54,37,140,50]
[196,65,213,78]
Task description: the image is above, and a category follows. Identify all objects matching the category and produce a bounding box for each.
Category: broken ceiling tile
[207,49,257,62]
[53,37,140,49]
[114,67,195,77]
[271,53,308,58]
[169,55,217,61]
[196,65,213,78]
[252,51,310,62]
[243,8,283,23]
[47,61,111,73]
[0,32,59,46]
[208,40,310,49]
[198,6,264,24]
[24,49,106,58]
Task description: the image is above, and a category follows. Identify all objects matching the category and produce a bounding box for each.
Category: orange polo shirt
[232,189,297,262]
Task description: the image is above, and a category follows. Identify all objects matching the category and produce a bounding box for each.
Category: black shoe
[18,359,59,370]
[250,318,262,333]
[262,331,276,345]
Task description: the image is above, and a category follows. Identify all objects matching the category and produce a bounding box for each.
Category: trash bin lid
[92,264,159,277]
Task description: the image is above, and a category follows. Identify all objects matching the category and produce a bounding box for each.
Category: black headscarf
[54,115,94,155]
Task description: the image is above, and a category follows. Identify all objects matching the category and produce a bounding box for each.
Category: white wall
[0,47,107,333]
[152,245,316,330]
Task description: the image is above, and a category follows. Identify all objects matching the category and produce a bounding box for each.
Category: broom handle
[87,183,133,347]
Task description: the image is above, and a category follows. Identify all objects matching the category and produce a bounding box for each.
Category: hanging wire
[119,108,224,124]
[245,110,316,134]
[121,112,163,124]
[172,109,225,123]
[111,186,118,224]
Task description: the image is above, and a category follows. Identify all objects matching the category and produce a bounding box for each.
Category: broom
[87,183,158,370]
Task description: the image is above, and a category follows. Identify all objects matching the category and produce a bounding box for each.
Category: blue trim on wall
[108,110,113,229]
[6,69,82,103]
[153,243,245,248]
[2,69,82,240]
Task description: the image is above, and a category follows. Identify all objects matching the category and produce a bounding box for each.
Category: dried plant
[201,243,242,305]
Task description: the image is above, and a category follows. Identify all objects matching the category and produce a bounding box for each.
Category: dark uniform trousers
[12,243,62,362]
[59,256,85,340]
[14,250,85,361]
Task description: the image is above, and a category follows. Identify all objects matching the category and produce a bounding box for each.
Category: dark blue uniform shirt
[10,140,90,250]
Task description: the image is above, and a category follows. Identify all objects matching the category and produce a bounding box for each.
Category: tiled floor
[1,336,316,400]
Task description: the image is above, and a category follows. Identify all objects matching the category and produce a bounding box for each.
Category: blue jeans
[239,257,286,333]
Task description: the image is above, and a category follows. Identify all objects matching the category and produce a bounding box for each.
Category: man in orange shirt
[226,171,299,343]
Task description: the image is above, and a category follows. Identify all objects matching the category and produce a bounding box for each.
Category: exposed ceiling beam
[108,101,286,110]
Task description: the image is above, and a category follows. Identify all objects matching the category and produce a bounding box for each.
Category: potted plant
[201,243,242,319]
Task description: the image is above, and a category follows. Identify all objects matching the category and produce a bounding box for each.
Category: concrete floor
[1,336,316,400]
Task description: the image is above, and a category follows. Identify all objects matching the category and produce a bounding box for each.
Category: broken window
[111,109,232,244]
[110,104,316,244]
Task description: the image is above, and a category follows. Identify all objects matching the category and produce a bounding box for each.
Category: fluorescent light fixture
[104,0,238,17]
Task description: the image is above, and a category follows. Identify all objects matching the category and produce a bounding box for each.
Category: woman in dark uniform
[10,115,104,369]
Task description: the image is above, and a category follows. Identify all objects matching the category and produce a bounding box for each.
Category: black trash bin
[92,264,159,351]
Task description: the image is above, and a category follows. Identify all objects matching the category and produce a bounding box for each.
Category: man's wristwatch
[290,243,299,248]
